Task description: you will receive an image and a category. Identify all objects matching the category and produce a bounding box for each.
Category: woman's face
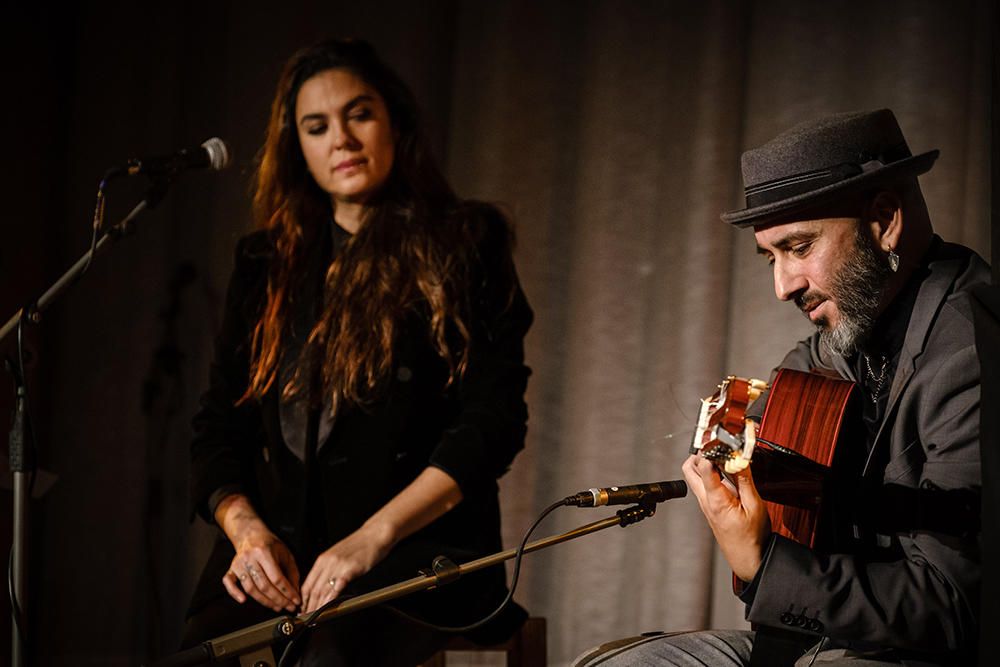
[295,68,396,208]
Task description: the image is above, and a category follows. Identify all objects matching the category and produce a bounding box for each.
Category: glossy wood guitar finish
[754,368,856,548]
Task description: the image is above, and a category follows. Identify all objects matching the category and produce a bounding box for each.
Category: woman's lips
[334,158,366,171]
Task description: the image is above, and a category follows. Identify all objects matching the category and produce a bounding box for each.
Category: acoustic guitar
[690,368,858,550]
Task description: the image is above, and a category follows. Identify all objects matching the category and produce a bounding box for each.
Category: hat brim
[721,150,939,227]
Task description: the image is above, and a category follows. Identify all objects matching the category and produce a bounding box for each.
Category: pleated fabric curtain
[15,1,988,664]
[443,1,990,663]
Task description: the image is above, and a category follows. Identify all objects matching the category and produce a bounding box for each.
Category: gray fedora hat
[722,109,938,227]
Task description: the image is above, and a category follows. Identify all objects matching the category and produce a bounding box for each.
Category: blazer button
[794,615,808,628]
[807,619,824,632]
[780,612,795,626]
[397,366,413,382]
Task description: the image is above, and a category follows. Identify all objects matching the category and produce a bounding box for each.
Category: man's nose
[773,259,807,302]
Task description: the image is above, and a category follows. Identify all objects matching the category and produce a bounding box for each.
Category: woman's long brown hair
[243,39,502,410]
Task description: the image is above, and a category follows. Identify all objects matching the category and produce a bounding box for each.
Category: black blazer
[188,206,533,633]
[747,240,989,665]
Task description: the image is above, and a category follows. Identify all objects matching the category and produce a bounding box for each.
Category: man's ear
[865,190,903,253]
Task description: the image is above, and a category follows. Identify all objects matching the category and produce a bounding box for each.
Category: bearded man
[576,110,988,666]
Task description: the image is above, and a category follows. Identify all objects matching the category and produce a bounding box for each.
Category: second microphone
[564,480,687,507]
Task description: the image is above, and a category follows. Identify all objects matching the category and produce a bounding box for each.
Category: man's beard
[797,228,893,357]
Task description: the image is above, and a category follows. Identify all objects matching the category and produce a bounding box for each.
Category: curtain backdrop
[0,1,990,665]
[447,1,990,662]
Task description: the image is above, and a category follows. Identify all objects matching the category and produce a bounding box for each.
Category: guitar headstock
[690,376,768,474]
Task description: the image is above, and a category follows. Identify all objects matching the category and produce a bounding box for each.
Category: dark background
[1,3,464,664]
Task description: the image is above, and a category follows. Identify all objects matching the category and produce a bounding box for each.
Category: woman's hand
[300,466,464,613]
[300,520,395,613]
[216,494,302,613]
[682,454,771,582]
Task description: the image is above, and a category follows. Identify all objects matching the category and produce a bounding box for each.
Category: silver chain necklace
[864,355,890,405]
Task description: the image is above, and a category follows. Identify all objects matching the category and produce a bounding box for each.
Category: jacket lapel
[862,242,962,476]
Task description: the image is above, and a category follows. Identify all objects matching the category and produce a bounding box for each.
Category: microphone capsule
[201,137,231,171]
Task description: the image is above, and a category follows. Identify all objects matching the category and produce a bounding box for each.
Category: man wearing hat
[576,109,987,666]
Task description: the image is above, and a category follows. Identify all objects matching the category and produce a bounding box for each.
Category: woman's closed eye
[347,107,372,121]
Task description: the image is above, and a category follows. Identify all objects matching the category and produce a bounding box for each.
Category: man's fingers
[687,455,748,518]
[734,466,770,531]
[685,455,726,502]
[734,464,760,498]
[681,455,707,502]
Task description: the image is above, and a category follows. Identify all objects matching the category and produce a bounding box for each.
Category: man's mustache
[794,291,830,314]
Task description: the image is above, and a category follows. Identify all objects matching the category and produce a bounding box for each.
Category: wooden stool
[422,617,547,666]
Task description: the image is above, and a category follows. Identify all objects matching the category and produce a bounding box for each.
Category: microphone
[564,480,687,507]
[116,137,231,178]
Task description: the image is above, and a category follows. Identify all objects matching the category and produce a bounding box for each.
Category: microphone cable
[276,498,570,667]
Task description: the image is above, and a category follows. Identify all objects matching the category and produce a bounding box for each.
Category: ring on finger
[328,576,338,587]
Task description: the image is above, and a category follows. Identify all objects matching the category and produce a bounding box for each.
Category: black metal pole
[0,196,152,344]
[2,176,171,667]
[9,379,29,667]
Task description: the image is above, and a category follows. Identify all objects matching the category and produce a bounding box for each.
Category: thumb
[733,464,762,505]
[736,465,772,534]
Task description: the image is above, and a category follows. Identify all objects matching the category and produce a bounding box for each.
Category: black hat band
[743,142,913,209]
[745,163,862,208]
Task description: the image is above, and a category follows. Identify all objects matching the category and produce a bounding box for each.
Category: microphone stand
[148,501,662,667]
[1,175,173,667]
[0,178,169,342]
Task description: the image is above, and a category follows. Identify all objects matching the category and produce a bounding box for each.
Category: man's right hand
[216,494,302,612]
[682,454,771,583]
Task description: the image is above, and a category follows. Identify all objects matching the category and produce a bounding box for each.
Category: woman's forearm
[361,466,463,551]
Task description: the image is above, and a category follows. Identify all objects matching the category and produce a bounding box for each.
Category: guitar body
[692,369,859,593]
[754,368,857,549]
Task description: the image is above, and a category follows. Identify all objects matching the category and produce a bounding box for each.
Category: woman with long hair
[184,38,533,664]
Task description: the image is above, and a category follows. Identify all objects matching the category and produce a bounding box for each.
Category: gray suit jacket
[746,239,989,663]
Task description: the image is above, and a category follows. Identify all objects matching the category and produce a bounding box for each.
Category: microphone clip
[616,501,657,527]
